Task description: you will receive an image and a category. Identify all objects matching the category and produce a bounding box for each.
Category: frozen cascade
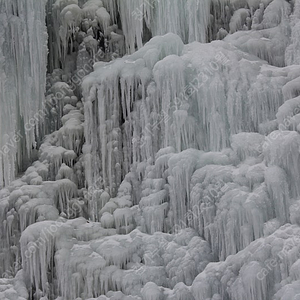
[83,31,300,205]
[0,0,48,187]
[4,0,300,300]
[115,0,211,53]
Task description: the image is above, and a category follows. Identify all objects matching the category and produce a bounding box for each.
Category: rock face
[2,0,300,299]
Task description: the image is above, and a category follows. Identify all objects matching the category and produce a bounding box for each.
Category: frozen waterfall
[0,0,48,187]
[1,0,300,300]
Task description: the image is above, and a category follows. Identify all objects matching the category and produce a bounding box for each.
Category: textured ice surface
[3,0,300,299]
[0,0,48,187]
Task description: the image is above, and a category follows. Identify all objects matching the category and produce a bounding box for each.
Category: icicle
[0,0,48,187]
[265,166,290,223]
[264,130,300,198]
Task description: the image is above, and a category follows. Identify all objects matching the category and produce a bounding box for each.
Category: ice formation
[3,0,300,299]
[0,0,48,187]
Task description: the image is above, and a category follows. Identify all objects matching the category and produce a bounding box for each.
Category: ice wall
[116,0,211,53]
[0,0,48,187]
[4,0,300,299]
[82,33,298,214]
[0,71,85,297]
[75,1,300,298]
[82,0,300,206]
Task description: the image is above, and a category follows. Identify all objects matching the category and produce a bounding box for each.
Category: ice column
[0,0,48,187]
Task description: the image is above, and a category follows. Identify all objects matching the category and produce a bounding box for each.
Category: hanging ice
[3,0,300,300]
[0,0,48,187]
